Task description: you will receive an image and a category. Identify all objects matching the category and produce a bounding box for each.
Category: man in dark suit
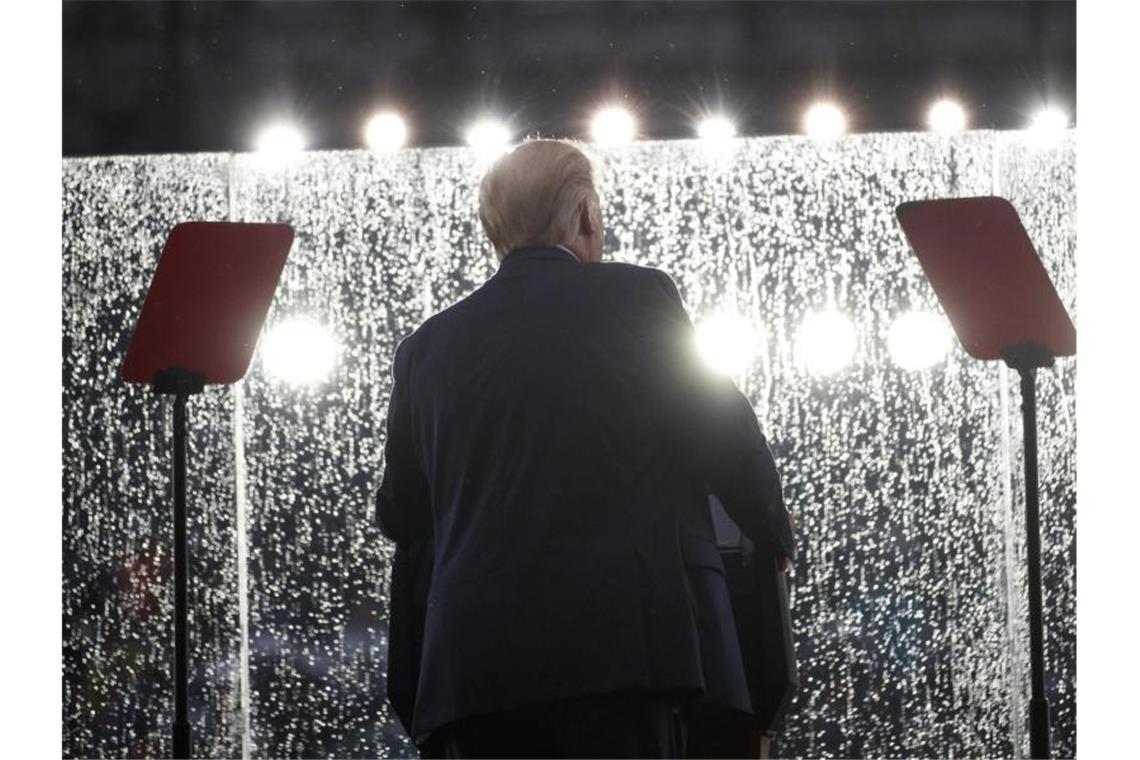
[377,139,795,757]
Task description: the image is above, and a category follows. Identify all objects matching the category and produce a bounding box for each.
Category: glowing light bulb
[465,119,512,161]
[797,310,857,375]
[697,115,737,143]
[1025,106,1069,149]
[803,102,848,141]
[591,107,636,146]
[253,123,306,165]
[364,112,408,153]
[260,318,338,385]
[695,313,760,376]
[927,99,967,133]
[887,311,951,370]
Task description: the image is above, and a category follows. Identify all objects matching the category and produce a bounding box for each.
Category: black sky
[62,1,1075,157]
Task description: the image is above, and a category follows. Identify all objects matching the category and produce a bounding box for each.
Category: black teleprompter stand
[1000,341,1054,760]
[121,222,294,759]
[896,196,1075,759]
[153,367,205,760]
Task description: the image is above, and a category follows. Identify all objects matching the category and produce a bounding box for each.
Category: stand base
[173,720,192,759]
[1030,698,1051,759]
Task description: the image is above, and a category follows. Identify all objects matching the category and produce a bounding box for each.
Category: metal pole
[1018,367,1051,759]
[172,393,192,759]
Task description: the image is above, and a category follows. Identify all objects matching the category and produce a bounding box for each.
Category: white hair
[477,138,599,259]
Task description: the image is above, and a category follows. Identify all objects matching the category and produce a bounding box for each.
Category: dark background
[63,1,1075,157]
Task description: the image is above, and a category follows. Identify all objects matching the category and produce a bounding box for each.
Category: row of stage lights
[252,99,1062,382]
[259,308,953,386]
[254,100,1071,162]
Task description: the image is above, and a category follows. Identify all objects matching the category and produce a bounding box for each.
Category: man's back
[378,245,794,741]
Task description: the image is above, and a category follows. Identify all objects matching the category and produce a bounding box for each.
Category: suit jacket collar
[497,244,581,271]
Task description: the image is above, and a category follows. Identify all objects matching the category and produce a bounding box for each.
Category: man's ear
[579,197,597,236]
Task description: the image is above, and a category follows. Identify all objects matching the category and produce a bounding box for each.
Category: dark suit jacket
[679,497,753,715]
[377,245,795,741]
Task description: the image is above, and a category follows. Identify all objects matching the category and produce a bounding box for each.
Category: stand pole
[154,368,203,760]
[172,393,192,760]
[1017,366,1052,759]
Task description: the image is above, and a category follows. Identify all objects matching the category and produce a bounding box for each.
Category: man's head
[477,139,604,263]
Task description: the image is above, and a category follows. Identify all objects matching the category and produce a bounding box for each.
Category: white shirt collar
[554,244,581,262]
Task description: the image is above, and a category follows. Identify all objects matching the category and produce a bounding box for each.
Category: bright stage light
[591,107,636,146]
[254,123,306,164]
[465,119,512,161]
[796,310,856,375]
[1025,106,1069,149]
[364,112,408,153]
[887,311,951,370]
[260,317,338,385]
[697,115,737,143]
[927,99,967,133]
[695,313,760,376]
[803,102,847,141]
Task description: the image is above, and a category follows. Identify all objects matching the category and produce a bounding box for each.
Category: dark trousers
[423,690,690,759]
